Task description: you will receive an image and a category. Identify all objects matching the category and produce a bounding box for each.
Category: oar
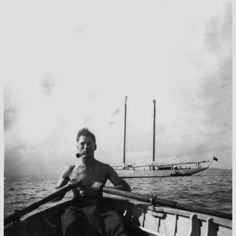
[4,181,81,226]
[103,187,232,220]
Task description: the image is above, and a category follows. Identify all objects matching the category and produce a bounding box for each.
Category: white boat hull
[116,167,208,178]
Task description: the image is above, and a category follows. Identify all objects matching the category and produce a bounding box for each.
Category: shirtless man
[55,128,131,236]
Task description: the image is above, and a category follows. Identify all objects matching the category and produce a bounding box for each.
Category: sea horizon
[4,167,232,179]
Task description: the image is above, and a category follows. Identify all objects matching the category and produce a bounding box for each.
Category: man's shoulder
[62,165,75,177]
[65,164,75,171]
[96,161,112,170]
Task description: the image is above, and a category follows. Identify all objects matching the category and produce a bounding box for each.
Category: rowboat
[4,186,232,236]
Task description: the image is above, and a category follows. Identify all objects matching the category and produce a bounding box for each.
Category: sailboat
[114,97,217,178]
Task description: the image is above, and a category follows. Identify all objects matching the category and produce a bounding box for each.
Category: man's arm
[52,165,73,201]
[107,165,131,191]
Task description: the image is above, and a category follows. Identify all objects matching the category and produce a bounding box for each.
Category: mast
[123,96,127,169]
[152,99,156,164]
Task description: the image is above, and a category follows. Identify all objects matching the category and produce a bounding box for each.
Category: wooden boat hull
[116,167,208,178]
[4,195,232,236]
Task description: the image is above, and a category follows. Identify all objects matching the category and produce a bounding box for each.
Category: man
[55,128,131,236]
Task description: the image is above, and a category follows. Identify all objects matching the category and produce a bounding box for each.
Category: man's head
[76,127,96,144]
[76,128,97,159]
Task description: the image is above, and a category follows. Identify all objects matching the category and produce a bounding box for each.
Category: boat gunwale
[146,206,232,229]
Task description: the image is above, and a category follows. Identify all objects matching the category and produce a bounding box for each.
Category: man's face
[77,135,96,159]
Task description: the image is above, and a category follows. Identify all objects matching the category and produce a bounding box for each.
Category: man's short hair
[76,128,96,144]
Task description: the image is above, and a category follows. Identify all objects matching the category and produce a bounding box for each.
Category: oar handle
[103,187,232,220]
[4,181,81,226]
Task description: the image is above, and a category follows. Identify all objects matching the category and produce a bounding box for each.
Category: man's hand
[70,178,82,185]
[91,182,104,191]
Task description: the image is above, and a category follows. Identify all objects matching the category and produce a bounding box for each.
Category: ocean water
[4,173,232,218]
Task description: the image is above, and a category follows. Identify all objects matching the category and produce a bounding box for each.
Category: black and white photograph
[2,0,233,235]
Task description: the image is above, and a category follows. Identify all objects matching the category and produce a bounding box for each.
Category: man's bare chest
[69,165,107,184]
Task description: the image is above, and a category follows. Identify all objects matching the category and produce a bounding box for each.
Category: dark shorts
[61,199,128,236]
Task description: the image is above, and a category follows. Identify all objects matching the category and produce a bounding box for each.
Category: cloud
[4,131,74,176]
[4,88,20,131]
[167,2,232,162]
[173,54,232,159]
[111,108,120,117]
[4,105,19,130]
[4,140,33,176]
[204,2,231,54]
[108,108,121,125]
[40,76,54,95]
[200,56,231,130]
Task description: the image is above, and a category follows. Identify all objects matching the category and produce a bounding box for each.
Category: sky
[2,0,232,176]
